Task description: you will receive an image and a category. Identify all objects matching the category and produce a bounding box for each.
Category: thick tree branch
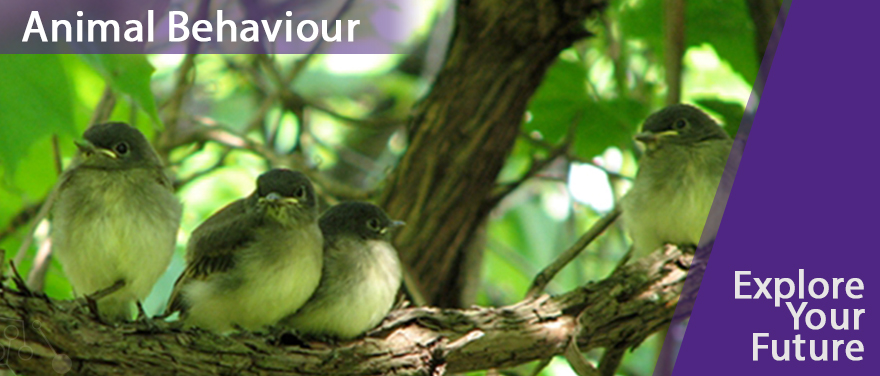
[2,246,690,375]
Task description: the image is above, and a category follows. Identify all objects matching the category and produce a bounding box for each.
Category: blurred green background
[0,0,766,374]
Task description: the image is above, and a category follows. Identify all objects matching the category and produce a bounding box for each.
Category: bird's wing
[152,166,175,192]
[165,199,262,314]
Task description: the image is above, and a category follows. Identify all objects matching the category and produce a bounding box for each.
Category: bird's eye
[115,142,129,155]
[367,218,381,232]
[673,119,688,130]
[294,186,307,199]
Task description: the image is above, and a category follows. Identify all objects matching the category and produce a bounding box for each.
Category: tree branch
[2,246,690,375]
[381,0,608,307]
[526,207,621,299]
[663,0,685,105]
[745,0,782,66]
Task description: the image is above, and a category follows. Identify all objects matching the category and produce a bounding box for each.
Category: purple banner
[669,1,878,375]
[1,0,411,54]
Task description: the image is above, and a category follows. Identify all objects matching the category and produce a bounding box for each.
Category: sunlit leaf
[619,0,757,83]
[526,59,590,144]
[695,98,745,138]
[0,55,77,175]
[687,0,757,84]
[527,59,648,159]
[574,98,647,158]
[81,54,162,127]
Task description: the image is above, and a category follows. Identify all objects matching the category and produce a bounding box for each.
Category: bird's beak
[379,220,405,235]
[264,192,299,205]
[74,140,117,159]
[634,130,678,144]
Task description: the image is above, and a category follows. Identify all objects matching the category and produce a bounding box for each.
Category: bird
[280,202,403,340]
[620,104,732,257]
[165,168,323,333]
[51,122,182,322]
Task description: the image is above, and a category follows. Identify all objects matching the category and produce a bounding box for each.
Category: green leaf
[0,55,77,174]
[526,59,648,159]
[81,54,162,127]
[525,59,590,143]
[686,0,757,84]
[618,0,757,84]
[695,98,745,138]
[618,0,664,57]
[573,98,648,158]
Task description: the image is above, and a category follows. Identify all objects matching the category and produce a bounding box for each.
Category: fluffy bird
[621,104,733,256]
[166,169,323,333]
[281,202,403,340]
[52,122,181,322]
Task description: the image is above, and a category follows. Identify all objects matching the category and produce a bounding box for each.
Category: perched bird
[281,202,403,340]
[621,104,732,256]
[166,169,323,333]
[52,122,182,322]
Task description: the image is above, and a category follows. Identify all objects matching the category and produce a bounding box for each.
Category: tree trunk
[381,0,607,307]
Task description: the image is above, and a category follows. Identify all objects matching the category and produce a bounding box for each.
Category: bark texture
[380,0,607,307]
[1,247,690,376]
[746,0,783,66]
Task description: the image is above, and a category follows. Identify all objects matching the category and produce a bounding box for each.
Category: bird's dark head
[75,122,160,169]
[253,169,318,223]
[319,202,404,242]
[635,104,729,151]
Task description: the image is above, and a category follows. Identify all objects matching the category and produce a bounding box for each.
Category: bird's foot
[83,280,126,323]
[613,247,634,272]
[134,301,163,334]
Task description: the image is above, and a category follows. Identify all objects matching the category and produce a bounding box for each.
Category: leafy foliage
[0,0,762,374]
[80,54,162,126]
[0,55,77,174]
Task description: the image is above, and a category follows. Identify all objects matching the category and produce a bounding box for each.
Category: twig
[519,132,632,182]
[173,148,233,190]
[89,86,117,125]
[8,261,31,296]
[0,203,41,244]
[85,280,126,319]
[160,53,198,142]
[565,339,599,376]
[279,93,403,129]
[600,14,629,98]
[26,239,52,291]
[525,207,622,299]
[25,133,68,291]
[254,54,402,131]
[597,346,626,376]
[182,118,374,200]
[87,280,126,302]
[51,135,63,175]
[489,142,569,203]
[489,114,582,203]
[305,128,384,174]
[664,0,685,105]
[11,188,59,272]
[527,357,553,376]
